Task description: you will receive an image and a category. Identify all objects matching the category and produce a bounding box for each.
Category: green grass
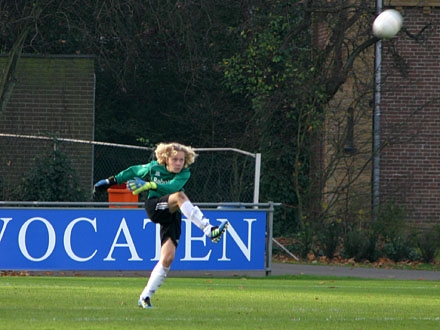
[0,275,439,329]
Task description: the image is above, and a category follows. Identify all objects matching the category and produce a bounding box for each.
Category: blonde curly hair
[155,142,196,168]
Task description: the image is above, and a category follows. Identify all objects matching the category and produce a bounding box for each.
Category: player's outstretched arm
[93,176,117,196]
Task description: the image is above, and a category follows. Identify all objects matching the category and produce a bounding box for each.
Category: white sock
[180,201,212,234]
[139,262,170,300]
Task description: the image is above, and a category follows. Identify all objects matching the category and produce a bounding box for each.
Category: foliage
[382,237,416,262]
[342,228,380,262]
[375,201,408,241]
[374,201,415,262]
[12,143,85,201]
[222,1,327,232]
[294,223,314,259]
[319,217,342,259]
[278,202,438,264]
[220,0,382,235]
[339,202,413,262]
[0,0,254,148]
[416,227,440,263]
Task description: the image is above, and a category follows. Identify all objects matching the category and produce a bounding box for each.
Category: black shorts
[145,195,181,247]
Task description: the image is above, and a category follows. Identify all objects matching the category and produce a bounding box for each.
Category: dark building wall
[0,55,95,199]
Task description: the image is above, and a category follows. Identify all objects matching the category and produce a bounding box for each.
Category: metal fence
[0,134,260,204]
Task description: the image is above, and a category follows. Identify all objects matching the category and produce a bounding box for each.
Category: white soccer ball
[372,9,403,39]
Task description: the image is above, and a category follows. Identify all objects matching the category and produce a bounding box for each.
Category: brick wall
[380,5,440,226]
[0,55,95,199]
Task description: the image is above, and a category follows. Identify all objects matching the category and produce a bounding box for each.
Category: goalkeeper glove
[126,177,157,195]
[93,176,117,196]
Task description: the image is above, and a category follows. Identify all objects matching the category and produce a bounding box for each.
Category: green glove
[126,177,157,195]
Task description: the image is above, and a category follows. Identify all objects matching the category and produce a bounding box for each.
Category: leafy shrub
[12,146,86,202]
[416,227,440,263]
[319,219,342,259]
[342,229,380,262]
[375,201,408,241]
[382,235,414,262]
[294,224,314,259]
[375,201,415,261]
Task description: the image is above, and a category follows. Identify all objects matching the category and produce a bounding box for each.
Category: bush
[375,201,415,261]
[319,219,342,259]
[416,227,440,263]
[12,145,86,202]
[382,235,415,262]
[342,229,380,262]
[294,224,314,259]
[375,201,408,241]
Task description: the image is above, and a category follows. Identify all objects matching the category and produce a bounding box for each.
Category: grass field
[0,275,439,329]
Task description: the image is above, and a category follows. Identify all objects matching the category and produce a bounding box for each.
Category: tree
[0,0,255,148]
[222,0,379,234]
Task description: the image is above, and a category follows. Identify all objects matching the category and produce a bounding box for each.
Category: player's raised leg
[179,198,228,242]
[168,191,228,242]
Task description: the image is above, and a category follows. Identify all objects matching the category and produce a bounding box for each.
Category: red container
[107,184,138,208]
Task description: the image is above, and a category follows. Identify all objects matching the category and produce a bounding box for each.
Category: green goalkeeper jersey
[114,160,190,199]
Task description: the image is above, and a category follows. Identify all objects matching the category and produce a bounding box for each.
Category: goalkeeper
[93,142,228,309]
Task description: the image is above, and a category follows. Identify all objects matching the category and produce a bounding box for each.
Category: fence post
[253,153,261,204]
[265,201,274,276]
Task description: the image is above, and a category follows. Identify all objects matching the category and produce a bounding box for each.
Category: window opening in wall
[344,107,357,154]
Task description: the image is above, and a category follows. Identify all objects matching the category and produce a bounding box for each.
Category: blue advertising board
[0,208,266,271]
